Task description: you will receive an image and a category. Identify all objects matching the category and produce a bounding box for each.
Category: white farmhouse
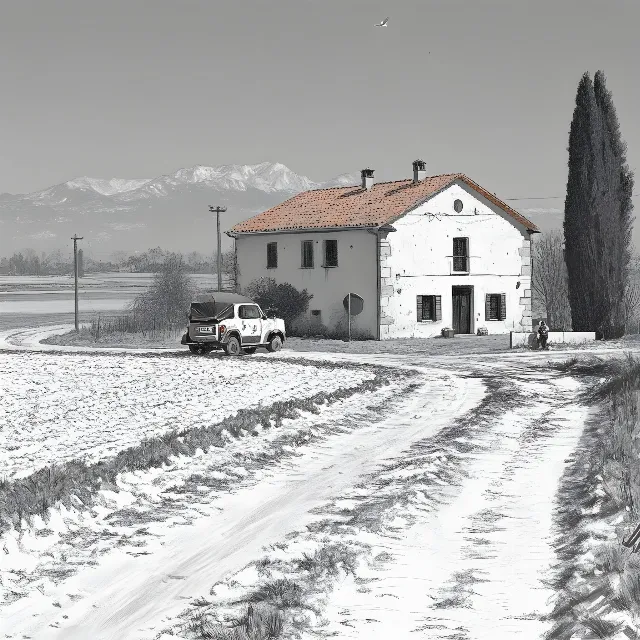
[227,161,540,340]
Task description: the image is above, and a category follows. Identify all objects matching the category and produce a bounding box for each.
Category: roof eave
[228,224,386,235]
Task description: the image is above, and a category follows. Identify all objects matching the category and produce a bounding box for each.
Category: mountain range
[0,162,359,260]
[0,161,561,261]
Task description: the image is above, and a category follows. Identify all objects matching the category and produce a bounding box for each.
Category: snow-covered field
[0,272,222,314]
[0,375,414,618]
[158,372,591,640]
[0,351,374,479]
[3,322,640,640]
[0,363,465,638]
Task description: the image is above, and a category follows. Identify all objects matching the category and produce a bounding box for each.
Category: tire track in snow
[313,373,590,640]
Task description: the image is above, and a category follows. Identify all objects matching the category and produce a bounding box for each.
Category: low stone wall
[510,331,597,349]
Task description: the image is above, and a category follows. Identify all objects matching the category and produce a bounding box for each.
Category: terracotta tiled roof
[228,173,539,234]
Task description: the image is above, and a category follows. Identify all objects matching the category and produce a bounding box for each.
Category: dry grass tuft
[293,542,360,579]
[186,603,283,640]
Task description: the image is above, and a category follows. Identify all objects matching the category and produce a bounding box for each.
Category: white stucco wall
[380,181,533,339]
[234,230,378,336]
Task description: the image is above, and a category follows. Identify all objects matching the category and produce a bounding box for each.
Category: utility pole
[71,235,83,331]
[209,205,227,291]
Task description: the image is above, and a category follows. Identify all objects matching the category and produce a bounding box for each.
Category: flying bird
[375,17,389,27]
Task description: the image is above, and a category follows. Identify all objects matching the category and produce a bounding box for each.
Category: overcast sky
[1,0,639,218]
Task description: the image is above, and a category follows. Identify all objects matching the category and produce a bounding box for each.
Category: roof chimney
[412,159,427,183]
[361,168,374,191]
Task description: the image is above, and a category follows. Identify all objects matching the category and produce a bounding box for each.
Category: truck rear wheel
[224,336,241,356]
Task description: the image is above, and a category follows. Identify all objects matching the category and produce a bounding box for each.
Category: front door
[452,286,472,334]
[238,304,263,345]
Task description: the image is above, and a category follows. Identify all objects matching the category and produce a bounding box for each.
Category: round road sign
[343,293,364,316]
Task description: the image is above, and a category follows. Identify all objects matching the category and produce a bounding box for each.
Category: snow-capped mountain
[0,162,358,259]
[65,177,153,196]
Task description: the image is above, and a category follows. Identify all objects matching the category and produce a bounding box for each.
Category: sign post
[343,293,364,342]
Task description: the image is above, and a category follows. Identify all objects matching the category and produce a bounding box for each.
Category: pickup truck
[180,292,286,356]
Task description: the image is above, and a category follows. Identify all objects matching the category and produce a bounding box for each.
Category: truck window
[217,305,234,320]
[239,305,261,319]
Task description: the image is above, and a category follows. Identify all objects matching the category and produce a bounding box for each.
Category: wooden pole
[209,205,227,292]
[217,210,221,291]
[71,235,83,331]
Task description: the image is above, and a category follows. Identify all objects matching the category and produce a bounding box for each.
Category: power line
[504,193,640,201]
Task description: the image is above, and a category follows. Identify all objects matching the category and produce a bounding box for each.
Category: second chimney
[412,159,427,183]
[361,168,374,190]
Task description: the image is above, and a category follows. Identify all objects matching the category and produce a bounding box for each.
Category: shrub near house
[244,277,313,334]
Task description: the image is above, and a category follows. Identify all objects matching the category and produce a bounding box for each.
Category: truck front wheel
[267,335,282,353]
[224,336,241,356]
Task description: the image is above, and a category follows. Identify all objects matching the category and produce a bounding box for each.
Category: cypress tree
[563,71,634,339]
[563,72,603,333]
[593,70,635,338]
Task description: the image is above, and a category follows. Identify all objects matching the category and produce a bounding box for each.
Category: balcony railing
[452,255,469,273]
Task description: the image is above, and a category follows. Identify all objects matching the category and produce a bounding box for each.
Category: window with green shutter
[417,295,442,321]
[453,237,469,272]
[301,240,314,268]
[266,242,278,269]
[485,293,506,320]
[323,239,338,267]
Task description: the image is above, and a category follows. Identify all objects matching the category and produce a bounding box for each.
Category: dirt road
[1,326,638,639]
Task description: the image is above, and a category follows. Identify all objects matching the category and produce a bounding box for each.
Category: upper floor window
[323,239,338,267]
[266,242,278,269]
[301,240,314,268]
[453,237,469,272]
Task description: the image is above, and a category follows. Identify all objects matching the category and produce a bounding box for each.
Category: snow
[147,372,592,640]
[2,324,638,638]
[307,379,590,638]
[0,351,374,479]
[0,367,477,638]
[0,298,132,313]
[65,177,152,196]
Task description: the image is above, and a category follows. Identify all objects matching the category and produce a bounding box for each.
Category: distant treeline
[0,246,236,276]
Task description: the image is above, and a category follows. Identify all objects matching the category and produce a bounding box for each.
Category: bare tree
[532,230,572,331]
[624,256,640,333]
[221,248,238,291]
[129,253,199,327]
